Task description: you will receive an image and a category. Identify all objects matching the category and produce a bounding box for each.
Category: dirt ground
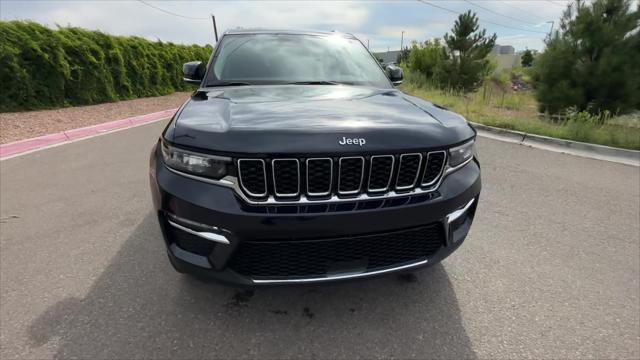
[0,92,191,144]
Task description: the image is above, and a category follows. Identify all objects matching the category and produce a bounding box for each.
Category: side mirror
[386,64,403,86]
[183,61,205,84]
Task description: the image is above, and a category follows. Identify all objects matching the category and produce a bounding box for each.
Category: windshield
[207,33,392,88]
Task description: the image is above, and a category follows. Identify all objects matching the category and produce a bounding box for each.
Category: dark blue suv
[149,29,480,285]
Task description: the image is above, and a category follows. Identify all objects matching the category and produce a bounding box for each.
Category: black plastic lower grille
[228,223,445,278]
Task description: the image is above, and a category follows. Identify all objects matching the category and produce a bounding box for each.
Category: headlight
[161,140,230,179]
[448,139,475,168]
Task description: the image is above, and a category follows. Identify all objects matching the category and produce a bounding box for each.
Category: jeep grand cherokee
[149,29,481,285]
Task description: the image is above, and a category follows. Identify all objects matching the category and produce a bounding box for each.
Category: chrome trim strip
[422,150,447,186]
[237,159,268,197]
[306,158,333,196]
[447,198,475,224]
[251,259,428,284]
[167,220,230,244]
[272,158,300,197]
[338,156,365,195]
[395,153,422,190]
[164,155,476,205]
[368,155,395,192]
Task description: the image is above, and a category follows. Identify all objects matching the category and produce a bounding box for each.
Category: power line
[463,0,539,26]
[496,1,549,23]
[137,0,208,20]
[416,0,548,34]
[544,0,568,8]
[417,0,458,15]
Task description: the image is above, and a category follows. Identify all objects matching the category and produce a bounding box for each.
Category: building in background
[375,45,522,72]
[374,50,401,64]
[491,45,515,55]
[490,44,521,72]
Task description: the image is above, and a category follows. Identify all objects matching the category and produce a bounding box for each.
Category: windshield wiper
[207,81,253,87]
[287,81,353,85]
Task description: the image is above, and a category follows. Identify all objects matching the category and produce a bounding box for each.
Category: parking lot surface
[1,120,639,359]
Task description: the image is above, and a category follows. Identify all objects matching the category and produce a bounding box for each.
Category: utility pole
[400,30,405,50]
[547,20,554,37]
[211,14,218,43]
[367,39,370,50]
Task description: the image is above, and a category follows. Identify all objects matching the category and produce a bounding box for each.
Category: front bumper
[149,144,481,286]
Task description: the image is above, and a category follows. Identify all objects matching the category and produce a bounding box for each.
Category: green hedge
[0,21,213,112]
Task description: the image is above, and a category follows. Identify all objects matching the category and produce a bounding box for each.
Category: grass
[400,72,640,150]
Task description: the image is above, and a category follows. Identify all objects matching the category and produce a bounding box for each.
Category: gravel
[0,92,191,144]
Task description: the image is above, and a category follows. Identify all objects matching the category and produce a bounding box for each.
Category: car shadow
[28,213,476,359]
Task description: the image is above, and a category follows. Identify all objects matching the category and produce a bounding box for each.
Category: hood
[166,85,474,155]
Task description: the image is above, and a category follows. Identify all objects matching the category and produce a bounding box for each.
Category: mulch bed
[0,92,192,144]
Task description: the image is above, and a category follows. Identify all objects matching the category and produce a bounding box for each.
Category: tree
[533,0,640,115]
[521,49,534,67]
[396,47,411,64]
[441,11,497,93]
[407,39,446,81]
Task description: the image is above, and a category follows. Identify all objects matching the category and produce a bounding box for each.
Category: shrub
[520,49,534,67]
[0,21,212,112]
[406,39,446,81]
[533,0,640,115]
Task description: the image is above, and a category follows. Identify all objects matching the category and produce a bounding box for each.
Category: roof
[223,28,356,39]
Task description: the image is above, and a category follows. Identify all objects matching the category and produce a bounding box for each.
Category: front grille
[422,151,446,186]
[368,155,394,191]
[238,159,267,197]
[272,159,299,196]
[338,157,364,194]
[237,150,448,202]
[395,153,422,189]
[228,223,445,278]
[306,158,332,196]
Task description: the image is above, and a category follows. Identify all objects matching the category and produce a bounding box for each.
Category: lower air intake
[228,223,445,279]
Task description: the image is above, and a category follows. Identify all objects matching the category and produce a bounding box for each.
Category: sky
[0,0,577,52]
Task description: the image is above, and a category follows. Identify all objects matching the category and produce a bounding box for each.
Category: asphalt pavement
[1,120,639,359]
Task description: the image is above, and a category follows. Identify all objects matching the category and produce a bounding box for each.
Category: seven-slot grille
[237,151,447,201]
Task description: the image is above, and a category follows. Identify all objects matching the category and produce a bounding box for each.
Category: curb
[471,122,640,167]
[0,108,177,160]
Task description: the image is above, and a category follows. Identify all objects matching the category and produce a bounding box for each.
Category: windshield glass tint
[211,34,391,88]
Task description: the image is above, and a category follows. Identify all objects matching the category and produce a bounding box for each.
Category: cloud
[0,0,568,51]
[377,23,449,42]
[497,34,546,51]
[1,0,370,45]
